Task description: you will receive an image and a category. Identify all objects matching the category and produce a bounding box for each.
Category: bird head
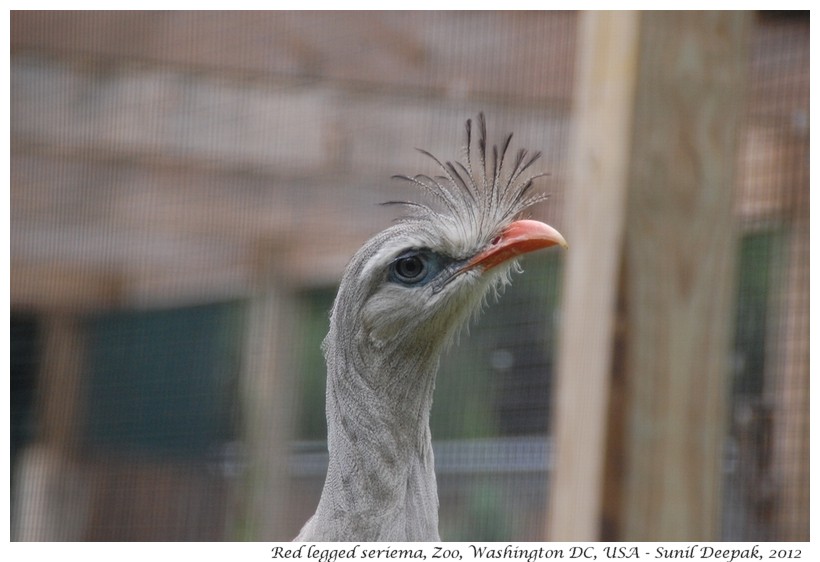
[324,114,567,405]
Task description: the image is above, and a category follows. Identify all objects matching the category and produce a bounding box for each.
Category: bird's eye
[395,256,426,281]
[388,250,437,285]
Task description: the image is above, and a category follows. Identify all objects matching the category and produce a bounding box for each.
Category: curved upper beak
[465,219,568,272]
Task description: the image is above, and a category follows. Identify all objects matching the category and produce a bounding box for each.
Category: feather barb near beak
[465,219,568,273]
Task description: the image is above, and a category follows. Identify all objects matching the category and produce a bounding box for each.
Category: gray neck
[296,335,441,541]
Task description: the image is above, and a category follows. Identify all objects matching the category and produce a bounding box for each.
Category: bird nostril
[491,236,501,245]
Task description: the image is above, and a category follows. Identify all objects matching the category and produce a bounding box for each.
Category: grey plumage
[296,114,566,542]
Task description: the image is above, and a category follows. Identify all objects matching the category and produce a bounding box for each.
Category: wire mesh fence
[10,11,808,541]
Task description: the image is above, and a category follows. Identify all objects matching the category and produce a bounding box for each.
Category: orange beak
[465,219,568,272]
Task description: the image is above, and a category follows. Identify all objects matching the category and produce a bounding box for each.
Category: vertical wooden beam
[547,11,640,542]
[14,314,91,540]
[236,243,301,540]
[548,11,750,541]
[770,148,809,541]
[37,315,87,451]
[619,12,749,540]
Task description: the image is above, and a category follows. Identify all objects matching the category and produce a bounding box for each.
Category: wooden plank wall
[10,11,576,307]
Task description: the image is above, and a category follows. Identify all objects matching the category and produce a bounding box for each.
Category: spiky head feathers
[388,113,549,258]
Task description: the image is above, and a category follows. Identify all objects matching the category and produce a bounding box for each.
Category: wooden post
[770,144,809,541]
[236,242,301,540]
[14,314,91,540]
[548,11,750,541]
[546,11,640,542]
[12,267,125,541]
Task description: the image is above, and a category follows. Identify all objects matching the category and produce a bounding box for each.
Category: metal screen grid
[10,11,808,541]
